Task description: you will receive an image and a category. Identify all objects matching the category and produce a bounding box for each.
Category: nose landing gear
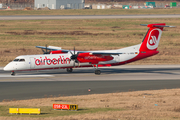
[11,71,15,76]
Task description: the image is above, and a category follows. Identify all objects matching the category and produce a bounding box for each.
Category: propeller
[42,44,50,54]
[70,47,79,68]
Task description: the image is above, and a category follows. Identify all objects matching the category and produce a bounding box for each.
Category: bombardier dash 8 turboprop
[4,23,175,75]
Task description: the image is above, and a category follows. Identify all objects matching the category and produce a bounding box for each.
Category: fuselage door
[115,55,120,62]
[30,57,35,69]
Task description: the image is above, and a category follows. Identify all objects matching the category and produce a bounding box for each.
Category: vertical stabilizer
[139,23,166,52]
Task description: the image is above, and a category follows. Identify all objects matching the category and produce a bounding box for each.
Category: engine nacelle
[77,53,113,64]
[50,50,68,54]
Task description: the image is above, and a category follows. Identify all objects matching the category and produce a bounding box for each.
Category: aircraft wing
[36,46,69,54]
[36,46,62,51]
[36,46,123,55]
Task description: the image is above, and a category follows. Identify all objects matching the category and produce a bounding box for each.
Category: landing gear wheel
[11,71,15,76]
[95,70,101,75]
[67,68,73,73]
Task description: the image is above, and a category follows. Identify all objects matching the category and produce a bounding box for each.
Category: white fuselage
[4,44,141,71]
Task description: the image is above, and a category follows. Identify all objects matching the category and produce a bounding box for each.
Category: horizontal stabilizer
[140,24,176,28]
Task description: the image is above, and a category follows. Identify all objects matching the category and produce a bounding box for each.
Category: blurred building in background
[0,0,34,9]
[0,0,179,9]
[34,0,84,9]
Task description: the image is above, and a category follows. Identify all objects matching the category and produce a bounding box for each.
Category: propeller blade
[42,49,45,53]
[77,52,79,56]
[69,49,73,55]
[45,44,47,54]
[70,46,80,68]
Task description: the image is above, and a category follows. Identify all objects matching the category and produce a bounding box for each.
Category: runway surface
[0,65,180,101]
[0,14,180,20]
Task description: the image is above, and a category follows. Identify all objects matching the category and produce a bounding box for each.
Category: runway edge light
[53,104,78,111]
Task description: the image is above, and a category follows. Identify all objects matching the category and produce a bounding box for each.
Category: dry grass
[1,89,180,119]
[0,18,180,66]
[0,8,180,16]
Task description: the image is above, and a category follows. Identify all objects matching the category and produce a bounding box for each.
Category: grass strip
[0,9,180,16]
[0,105,124,118]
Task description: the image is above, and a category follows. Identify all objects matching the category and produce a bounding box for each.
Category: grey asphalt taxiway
[0,14,180,20]
[0,65,180,101]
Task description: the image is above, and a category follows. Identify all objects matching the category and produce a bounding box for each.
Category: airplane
[3,23,175,75]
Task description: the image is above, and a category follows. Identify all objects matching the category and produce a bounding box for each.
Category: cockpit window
[19,59,25,62]
[13,59,25,62]
[13,59,19,61]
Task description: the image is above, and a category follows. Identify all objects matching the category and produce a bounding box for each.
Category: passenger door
[30,57,35,69]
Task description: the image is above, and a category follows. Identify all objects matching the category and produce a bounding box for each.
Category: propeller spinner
[70,47,79,68]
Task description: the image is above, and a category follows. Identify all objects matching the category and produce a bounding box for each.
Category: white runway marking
[0,74,53,78]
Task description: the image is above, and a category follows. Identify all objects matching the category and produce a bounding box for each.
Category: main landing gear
[95,69,101,75]
[11,71,15,76]
[94,64,101,75]
[67,68,73,73]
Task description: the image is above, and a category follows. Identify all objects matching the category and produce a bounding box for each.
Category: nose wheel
[11,71,15,76]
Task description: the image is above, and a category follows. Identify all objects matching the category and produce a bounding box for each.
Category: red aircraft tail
[139,23,175,52]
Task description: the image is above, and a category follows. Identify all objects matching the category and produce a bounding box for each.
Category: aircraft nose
[3,65,9,71]
[3,63,13,71]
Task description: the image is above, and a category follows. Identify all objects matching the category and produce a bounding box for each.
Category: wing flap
[91,52,123,55]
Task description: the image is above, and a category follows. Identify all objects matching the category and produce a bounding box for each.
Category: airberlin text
[35,56,70,66]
